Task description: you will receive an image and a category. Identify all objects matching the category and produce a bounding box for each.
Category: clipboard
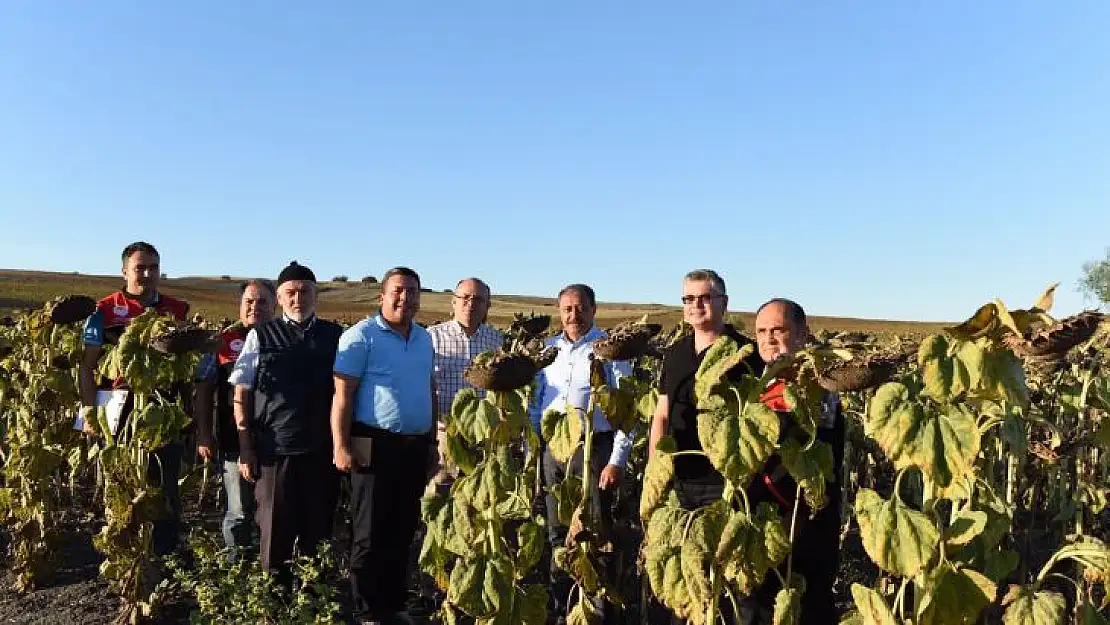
[352,436,373,468]
[73,389,129,435]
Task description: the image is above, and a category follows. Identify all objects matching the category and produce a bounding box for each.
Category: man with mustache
[229,261,343,585]
[193,279,276,555]
[531,283,634,625]
[331,266,437,625]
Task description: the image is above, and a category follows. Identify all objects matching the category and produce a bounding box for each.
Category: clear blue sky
[2,2,1108,322]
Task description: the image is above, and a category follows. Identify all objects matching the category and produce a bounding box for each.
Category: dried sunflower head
[464,346,558,391]
[515,313,551,337]
[816,356,901,393]
[48,295,97,325]
[1005,311,1104,360]
[151,326,220,355]
[592,320,663,361]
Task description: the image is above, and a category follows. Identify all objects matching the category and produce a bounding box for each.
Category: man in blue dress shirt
[531,283,633,624]
[331,266,437,625]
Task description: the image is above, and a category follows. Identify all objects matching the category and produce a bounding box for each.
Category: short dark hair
[756,298,807,330]
[381,266,421,289]
[239,279,276,298]
[684,269,727,296]
[122,241,159,263]
[558,283,596,309]
[455,277,491,299]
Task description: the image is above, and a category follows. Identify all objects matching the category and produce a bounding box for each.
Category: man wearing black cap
[228,261,343,583]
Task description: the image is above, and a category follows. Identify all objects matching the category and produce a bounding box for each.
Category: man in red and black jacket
[748,298,844,625]
[78,241,192,557]
[648,277,844,624]
[193,279,276,555]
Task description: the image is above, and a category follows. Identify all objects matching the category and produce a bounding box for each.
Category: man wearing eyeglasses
[649,270,764,510]
[648,270,765,624]
[425,278,504,491]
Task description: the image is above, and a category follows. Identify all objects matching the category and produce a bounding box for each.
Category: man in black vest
[229,261,343,584]
[194,279,276,554]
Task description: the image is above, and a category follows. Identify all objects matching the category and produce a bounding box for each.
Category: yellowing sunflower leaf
[916,564,997,625]
[1000,585,1065,625]
[849,584,898,625]
[640,436,676,521]
[855,488,939,577]
[866,383,979,489]
[944,510,989,548]
[542,408,582,465]
[697,395,779,486]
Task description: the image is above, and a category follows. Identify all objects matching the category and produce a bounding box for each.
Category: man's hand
[238,458,257,483]
[196,433,215,462]
[598,464,622,490]
[80,406,100,438]
[334,445,358,473]
[236,429,257,482]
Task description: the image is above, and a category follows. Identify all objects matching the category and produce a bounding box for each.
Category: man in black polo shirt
[648,269,763,509]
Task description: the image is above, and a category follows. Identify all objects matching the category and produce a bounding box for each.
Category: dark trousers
[542,431,616,619]
[254,452,338,583]
[147,442,183,557]
[349,432,431,619]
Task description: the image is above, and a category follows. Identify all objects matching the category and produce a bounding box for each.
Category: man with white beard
[229,261,343,586]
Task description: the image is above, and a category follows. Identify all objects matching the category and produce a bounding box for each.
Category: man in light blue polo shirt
[330,266,436,625]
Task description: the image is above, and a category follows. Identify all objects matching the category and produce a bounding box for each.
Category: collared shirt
[529,325,634,468]
[228,315,317,389]
[333,313,435,435]
[427,320,504,416]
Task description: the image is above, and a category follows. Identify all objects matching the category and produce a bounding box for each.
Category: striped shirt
[427,320,504,417]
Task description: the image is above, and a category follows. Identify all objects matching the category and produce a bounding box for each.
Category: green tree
[1079,248,1110,306]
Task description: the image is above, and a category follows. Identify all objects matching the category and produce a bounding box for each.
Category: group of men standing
[77,241,844,625]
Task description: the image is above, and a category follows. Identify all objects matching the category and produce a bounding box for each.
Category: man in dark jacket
[229,262,342,583]
[750,298,843,625]
[194,279,275,553]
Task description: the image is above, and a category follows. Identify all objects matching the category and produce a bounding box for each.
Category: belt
[351,421,434,442]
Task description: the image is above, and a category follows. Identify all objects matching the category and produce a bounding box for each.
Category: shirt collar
[375,313,414,338]
[283,313,316,331]
[556,325,603,348]
[121,290,161,307]
[451,319,490,337]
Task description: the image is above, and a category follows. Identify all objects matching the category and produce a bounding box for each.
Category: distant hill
[0,269,947,335]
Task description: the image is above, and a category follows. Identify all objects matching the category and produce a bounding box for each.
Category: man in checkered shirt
[426,277,504,489]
